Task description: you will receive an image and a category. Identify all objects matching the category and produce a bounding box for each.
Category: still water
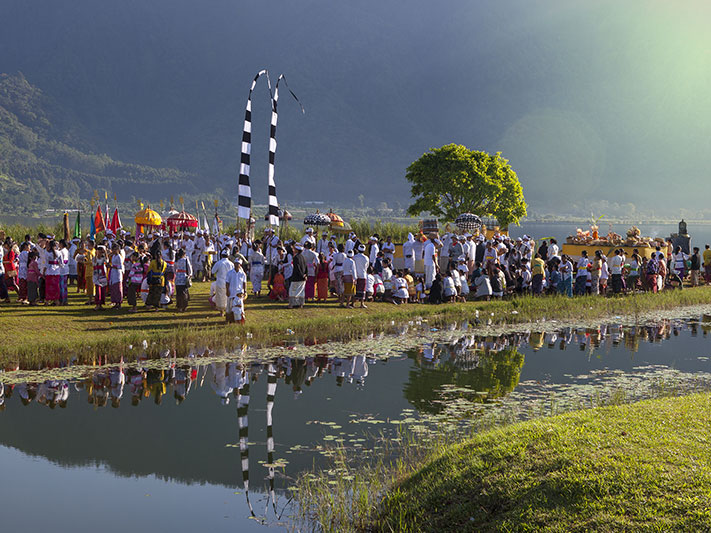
[1,315,711,531]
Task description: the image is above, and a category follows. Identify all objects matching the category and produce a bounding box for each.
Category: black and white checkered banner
[268,74,304,225]
[238,70,304,226]
[237,70,268,221]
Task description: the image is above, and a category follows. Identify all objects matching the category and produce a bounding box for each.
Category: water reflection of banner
[266,365,277,514]
[237,383,253,516]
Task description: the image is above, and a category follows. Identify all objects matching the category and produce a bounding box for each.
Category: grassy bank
[2,283,711,365]
[374,392,711,532]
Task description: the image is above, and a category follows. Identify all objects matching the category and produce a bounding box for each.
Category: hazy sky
[2,0,710,211]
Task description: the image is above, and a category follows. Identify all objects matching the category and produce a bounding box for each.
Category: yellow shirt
[703,249,711,267]
[84,249,96,287]
[148,259,167,287]
[532,257,546,276]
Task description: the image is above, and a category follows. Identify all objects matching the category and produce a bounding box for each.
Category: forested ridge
[0,73,198,213]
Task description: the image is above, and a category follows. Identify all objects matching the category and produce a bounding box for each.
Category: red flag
[94,205,106,233]
[109,208,122,232]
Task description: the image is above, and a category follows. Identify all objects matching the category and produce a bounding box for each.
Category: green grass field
[2,282,711,365]
[375,392,711,532]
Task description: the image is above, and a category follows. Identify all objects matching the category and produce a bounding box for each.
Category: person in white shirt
[439,233,451,272]
[57,239,71,305]
[368,236,380,267]
[174,248,193,312]
[382,237,395,264]
[575,251,590,296]
[225,260,247,324]
[109,243,124,308]
[68,238,79,286]
[344,233,357,254]
[331,243,346,302]
[353,244,370,307]
[316,232,330,256]
[43,239,62,304]
[457,256,470,298]
[474,270,493,301]
[547,238,560,263]
[211,250,234,315]
[609,248,625,294]
[672,246,688,279]
[599,255,609,294]
[302,241,319,302]
[442,272,456,301]
[341,249,356,307]
[392,272,410,304]
[558,255,573,297]
[365,268,375,301]
[300,228,317,249]
[402,233,416,272]
[249,243,266,296]
[423,233,438,289]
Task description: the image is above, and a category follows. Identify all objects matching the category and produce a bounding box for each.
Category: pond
[1,313,711,531]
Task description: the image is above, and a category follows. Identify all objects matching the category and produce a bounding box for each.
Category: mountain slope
[0,73,199,212]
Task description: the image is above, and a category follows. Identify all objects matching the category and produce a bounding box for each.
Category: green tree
[405,143,527,227]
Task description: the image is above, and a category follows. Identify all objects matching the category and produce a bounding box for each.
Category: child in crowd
[415,277,425,303]
[392,271,409,305]
[93,246,108,310]
[127,252,145,313]
[17,242,29,304]
[404,269,415,303]
[269,271,287,302]
[26,250,40,305]
[365,266,375,302]
[442,270,456,302]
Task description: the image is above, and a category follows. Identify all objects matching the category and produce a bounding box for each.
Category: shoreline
[371,393,711,532]
[2,282,711,365]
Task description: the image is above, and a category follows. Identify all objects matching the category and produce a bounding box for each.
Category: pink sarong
[305,276,316,300]
[95,285,106,305]
[45,275,61,301]
[110,282,123,305]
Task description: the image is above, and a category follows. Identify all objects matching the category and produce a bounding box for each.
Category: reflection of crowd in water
[410,317,706,371]
[2,316,709,410]
[0,351,376,411]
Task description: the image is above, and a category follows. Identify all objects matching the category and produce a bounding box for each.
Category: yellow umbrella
[134,207,163,234]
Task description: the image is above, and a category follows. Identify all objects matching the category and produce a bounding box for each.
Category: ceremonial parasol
[421,219,439,234]
[166,210,199,233]
[455,213,482,232]
[135,206,162,234]
[303,213,331,227]
[330,221,353,234]
[326,210,344,228]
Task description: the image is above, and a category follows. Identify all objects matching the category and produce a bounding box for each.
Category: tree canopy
[405,143,527,227]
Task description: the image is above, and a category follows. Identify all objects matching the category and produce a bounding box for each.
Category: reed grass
[294,392,711,532]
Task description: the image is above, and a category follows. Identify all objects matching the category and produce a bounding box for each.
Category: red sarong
[45,275,61,301]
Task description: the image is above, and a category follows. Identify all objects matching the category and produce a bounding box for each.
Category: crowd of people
[1,227,711,321]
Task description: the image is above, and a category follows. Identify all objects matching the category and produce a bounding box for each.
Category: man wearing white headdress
[423,233,438,289]
[211,249,234,315]
[402,233,416,272]
[344,233,357,254]
[439,232,451,272]
[300,228,316,248]
[368,236,379,267]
